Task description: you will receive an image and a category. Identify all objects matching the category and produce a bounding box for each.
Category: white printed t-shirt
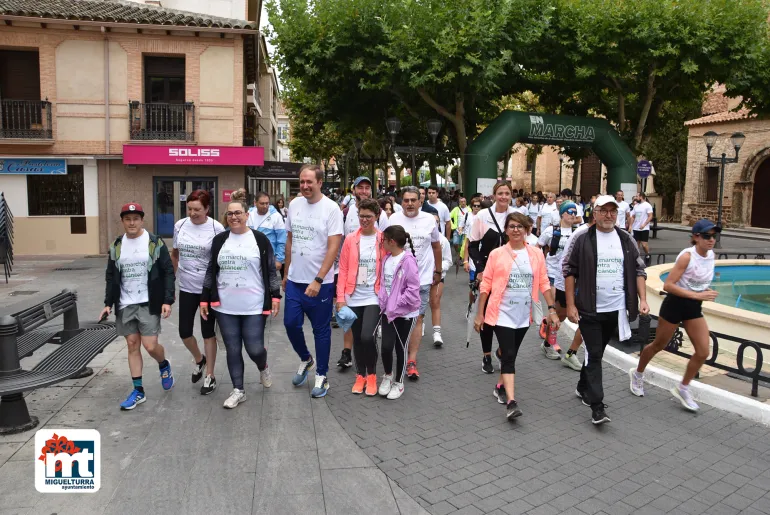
[173,217,225,294]
[118,230,150,309]
[631,202,653,231]
[346,233,379,307]
[497,248,533,329]
[429,200,451,235]
[286,195,344,284]
[388,211,440,286]
[538,225,573,290]
[539,202,558,234]
[213,231,264,315]
[616,201,631,228]
[595,229,625,313]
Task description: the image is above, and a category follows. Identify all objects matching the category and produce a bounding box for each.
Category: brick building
[0,0,266,254]
[683,85,769,228]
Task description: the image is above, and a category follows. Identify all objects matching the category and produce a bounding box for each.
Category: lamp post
[386,117,443,187]
[558,150,566,193]
[354,137,387,188]
[703,130,745,248]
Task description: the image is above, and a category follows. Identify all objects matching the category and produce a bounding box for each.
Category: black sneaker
[200,374,217,395]
[192,355,206,383]
[493,384,507,404]
[331,319,340,329]
[592,404,611,425]
[506,400,522,420]
[482,355,494,374]
[575,388,590,406]
[337,349,352,369]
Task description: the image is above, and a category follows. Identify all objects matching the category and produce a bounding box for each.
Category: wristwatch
[547,304,557,311]
[314,276,323,284]
[434,270,442,275]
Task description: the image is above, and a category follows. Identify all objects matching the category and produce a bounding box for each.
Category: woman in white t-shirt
[527,194,543,235]
[171,189,225,395]
[200,200,281,409]
[336,199,384,396]
[631,219,719,412]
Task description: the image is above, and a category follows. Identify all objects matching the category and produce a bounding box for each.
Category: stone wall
[682,203,733,227]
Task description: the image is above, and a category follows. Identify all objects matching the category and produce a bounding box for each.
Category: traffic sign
[636,160,652,179]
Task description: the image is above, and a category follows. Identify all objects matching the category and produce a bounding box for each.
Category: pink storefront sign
[123,145,265,166]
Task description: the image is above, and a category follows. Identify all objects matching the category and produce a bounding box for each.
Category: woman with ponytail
[377,225,421,399]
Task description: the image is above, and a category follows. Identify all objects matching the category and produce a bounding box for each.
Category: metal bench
[0,289,117,434]
[0,192,13,283]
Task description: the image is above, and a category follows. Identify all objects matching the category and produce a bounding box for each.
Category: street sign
[394,146,435,154]
[636,160,652,179]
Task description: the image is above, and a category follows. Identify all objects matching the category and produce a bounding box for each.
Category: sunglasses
[698,232,717,240]
[471,204,481,208]
[565,210,577,215]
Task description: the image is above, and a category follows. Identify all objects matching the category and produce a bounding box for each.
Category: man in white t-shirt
[537,193,558,235]
[615,190,631,230]
[427,184,452,239]
[564,195,648,425]
[335,176,390,369]
[247,192,287,270]
[388,186,442,380]
[284,164,344,398]
[629,193,654,258]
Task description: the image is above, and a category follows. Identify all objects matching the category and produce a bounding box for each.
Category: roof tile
[684,108,752,127]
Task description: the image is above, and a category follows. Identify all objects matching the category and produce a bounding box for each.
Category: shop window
[27,165,85,216]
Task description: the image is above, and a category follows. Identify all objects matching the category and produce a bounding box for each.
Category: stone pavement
[1,257,770,515]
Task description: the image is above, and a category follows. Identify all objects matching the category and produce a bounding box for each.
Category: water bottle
[547,322,558,346]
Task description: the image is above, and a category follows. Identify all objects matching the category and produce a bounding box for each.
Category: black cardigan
[201,229,282,312]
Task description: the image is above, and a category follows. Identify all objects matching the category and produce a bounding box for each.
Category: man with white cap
[564,195,649,425]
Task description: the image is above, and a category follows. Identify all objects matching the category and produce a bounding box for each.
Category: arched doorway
[751,159,770,228]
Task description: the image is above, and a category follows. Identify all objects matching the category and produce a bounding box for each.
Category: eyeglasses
[698,232,717,240]
[471,204,481,208]
[507,225,526,231]
[226,211,244,217]
[359,214,375,221]
[597,209,618,216]
[566,210,577,215]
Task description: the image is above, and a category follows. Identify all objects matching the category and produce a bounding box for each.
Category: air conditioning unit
[247,83,258,109]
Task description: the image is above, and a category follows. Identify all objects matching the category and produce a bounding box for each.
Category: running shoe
[406,360,419,381]
[120,389,146,410]
[365,375,378,396]
[292,356,316,386]
[561,351,582,371]
[671,385,699,412]
[260,367,272,388]
[351,374,365,394]
[387,381,404,400]
[506,400,522,420]
[311,375,330,398]
[493,384,506,405]
[591,404,611,425]
[540,342,561,360]
[629,368,645,397]
[224,388,246,409]
[538,318,549,339]
[576,388,589,406]
[379,373,393,397]
[200,374,217,395]
[433,327,443,348]
[331,318,340,329]
[337,349,353,369]
[191,355,206,383]
[160,361,175,390]
[482,355,494,374]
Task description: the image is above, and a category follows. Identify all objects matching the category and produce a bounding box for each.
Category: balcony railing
[0,99,53,140]
[129,101,195,141]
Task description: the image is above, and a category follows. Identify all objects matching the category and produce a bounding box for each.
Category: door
[154,178,218,237]
[751,159,770,228]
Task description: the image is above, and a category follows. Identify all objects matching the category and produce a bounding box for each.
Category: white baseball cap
[594,195,619,208]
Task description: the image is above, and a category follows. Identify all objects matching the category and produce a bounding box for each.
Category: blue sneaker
[120,389,146,410]
[311,375,329,398]
[160,362,175,390]
[292,357,315,386]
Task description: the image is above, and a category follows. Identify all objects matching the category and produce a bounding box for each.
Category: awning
[248,161,303,180]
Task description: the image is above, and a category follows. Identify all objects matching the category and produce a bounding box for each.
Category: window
[525,153,535,172]
[277,124,289,141]
[27,165,84,216]
[703,166,719,202]
[144,56,185,103]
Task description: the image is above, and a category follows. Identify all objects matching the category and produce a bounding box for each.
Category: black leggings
[350,305,380,375]
[381,316,415,383]
[485,324,529,374]
[179,290,216,340]
[479,301,495,354]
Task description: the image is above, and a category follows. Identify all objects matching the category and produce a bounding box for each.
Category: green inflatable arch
[464,111,637,195]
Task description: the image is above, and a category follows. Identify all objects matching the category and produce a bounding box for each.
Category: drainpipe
[102,26,112,245]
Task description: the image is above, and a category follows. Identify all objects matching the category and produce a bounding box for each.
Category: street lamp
[703,131,745,248]
[427,119,442,146]
[386,118,402,145]
[387,116,444,187]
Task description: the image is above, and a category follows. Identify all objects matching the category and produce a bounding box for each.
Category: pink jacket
[480,244,550,326]
[337,229,384,300]
[377,251,421,322]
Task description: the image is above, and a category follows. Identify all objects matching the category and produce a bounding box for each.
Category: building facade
[0,0,264,254]
[683,85,768,228]
[504,145,576,195]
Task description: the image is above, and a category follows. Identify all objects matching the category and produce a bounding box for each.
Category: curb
[562,320,770,426]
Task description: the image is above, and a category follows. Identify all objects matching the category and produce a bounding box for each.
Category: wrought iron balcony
[129,101,195,141]
[0,99,53,140]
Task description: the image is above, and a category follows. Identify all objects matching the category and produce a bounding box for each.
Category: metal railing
[129,101,195,141]
[0,192,14,283]
[0,99,53,139]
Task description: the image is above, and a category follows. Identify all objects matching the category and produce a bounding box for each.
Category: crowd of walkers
[100,166,719,425]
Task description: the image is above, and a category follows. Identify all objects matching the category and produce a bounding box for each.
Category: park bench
[0,289,117,434]
[0,192,13,283]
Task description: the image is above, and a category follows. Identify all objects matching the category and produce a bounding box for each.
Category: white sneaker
[629,368,645,397]
[540,341,561,360]
[433,327,443,347]
[260,367,272,388]
[671,385,699,412]
[223,388,246,409]
[387,381,404,400]
[379,373,393,396]
[561,352,582,371]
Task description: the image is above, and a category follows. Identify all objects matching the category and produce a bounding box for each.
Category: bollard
[0,315,39,433]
